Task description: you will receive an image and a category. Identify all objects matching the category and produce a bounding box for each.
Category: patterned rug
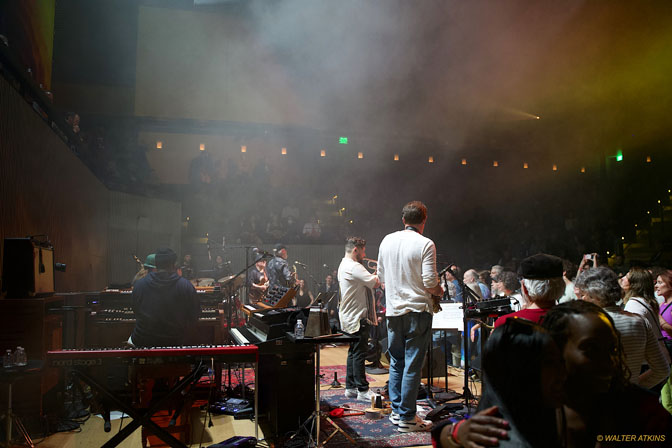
[220,365,376,389]
[315,389,432,447]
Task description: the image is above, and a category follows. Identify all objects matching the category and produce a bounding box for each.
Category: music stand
[286,333,358,447]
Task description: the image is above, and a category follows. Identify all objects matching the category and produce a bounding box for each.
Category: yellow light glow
[358,152,363,159]
[394,154,399,161]
[156,141,162,149]
[552,164,558,171]
[523,162,528,169]
[281,147,287,155]
[493,161,498,167]
[646,155,652,163]
[428,156,434,163]
[199,143,205,151]
[461,158,467,165]
[321,149,326,157]
[580,167,586,173]
[241,145,247,153]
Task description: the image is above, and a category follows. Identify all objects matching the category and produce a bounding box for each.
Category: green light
[339,137,348,145]
[616,149,623,162]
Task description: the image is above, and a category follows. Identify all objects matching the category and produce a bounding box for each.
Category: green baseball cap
[143,254,156,269]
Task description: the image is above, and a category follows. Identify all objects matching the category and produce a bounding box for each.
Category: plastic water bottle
[15,347,27,367]
[294,319,305,339]
[3,349,13,368]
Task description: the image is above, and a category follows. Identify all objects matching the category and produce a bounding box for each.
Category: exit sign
[339,137,348,144]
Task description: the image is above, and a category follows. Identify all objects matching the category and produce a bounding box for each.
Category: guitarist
[377,201,442,433]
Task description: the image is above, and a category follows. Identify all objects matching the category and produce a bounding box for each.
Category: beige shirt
[337,257,378,334]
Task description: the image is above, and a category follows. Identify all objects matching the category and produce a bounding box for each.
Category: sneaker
[356,389,375,402]
[397,415,433,433]
[344,388,358,399]
[389,412,400,425]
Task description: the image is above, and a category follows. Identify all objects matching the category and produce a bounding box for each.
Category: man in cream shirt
[338,236,380,402]
[378,201,442,433]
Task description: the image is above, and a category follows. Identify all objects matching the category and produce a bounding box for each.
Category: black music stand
[286,333,358,447]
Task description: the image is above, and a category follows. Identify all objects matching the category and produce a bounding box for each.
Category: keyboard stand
[70,364,207,448]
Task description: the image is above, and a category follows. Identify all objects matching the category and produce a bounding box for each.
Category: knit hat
[154,248,177,269]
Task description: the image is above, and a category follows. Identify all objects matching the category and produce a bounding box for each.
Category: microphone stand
[295,263,321,292]
[445,266,480,414]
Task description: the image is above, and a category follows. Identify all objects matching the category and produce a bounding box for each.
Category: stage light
[281,147,287,155]
[658,199,661,204]
[156,141,162,149]
[461,158,467,165]
[580,167,586,173]
[321,149,326,157]
[349,220,353,224]
[523,162,528,169]
[186,216,190,221]
[493,161,498,167]
[621,236,625,240]
[200,143,205,151]
[646,155,651,163]
[552,164,558,171]
[358,152,363,159]
[241,145,247,153]
[428,156,434,163]
[616,149,623,162]
[339,137,348,144]
[647,211,651,214]
[535,116,540,120]
[394,154,399,161]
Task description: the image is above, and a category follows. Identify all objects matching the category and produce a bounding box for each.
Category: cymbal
[191,277,215,287]
[218,274,245,290]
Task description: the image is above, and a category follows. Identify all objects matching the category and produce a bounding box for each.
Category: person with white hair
[494,254,565,328]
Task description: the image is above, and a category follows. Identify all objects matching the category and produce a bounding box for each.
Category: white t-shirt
[337,257,378,334]
[377,229,439,317]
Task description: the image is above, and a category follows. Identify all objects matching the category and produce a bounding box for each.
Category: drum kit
[190,274,246,290]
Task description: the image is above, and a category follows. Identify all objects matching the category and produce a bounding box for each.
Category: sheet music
[432,303,464,331]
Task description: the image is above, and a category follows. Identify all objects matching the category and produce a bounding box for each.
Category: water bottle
[294,319,305,339]
[3,349,13,368]
[15,347,27,367]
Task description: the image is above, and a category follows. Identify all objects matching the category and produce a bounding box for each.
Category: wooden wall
[0,75,109,292]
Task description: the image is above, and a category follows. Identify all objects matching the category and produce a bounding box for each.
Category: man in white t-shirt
[378,201,443,433]
[338,237,380,402]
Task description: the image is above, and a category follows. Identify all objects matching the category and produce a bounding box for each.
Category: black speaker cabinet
[257,347,315,438]
[2,238,55,297]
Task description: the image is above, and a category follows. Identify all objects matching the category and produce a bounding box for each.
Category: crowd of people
[432,256,672,446]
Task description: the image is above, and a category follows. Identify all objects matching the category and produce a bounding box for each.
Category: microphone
[294,261,307,267]
[438,264,455,277]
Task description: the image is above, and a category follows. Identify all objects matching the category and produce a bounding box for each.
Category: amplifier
[2,237,56,297]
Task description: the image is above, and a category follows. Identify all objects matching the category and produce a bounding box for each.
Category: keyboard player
[129,248,200,347]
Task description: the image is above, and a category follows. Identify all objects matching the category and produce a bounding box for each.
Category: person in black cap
[265,243,295,290]
[493,253,565,328]
[246,254,268,304]
[130,248,200,347]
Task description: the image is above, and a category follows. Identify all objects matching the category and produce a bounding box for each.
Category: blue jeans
[387,312,433,421]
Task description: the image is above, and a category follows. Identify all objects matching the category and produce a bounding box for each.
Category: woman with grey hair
[575,267,670,389]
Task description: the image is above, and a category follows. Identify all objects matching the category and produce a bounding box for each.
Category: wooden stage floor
[37,345,477,448]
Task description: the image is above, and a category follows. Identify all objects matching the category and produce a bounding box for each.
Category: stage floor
[37,344,476,448]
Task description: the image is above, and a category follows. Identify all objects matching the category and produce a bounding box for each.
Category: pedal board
[209,398,253,417]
